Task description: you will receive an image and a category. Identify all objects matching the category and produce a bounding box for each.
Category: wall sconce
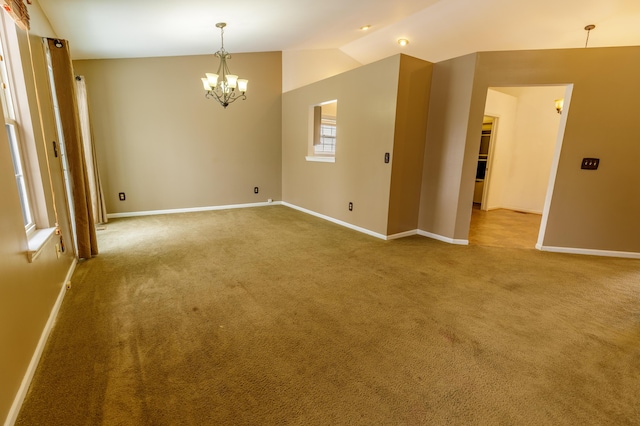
[555,98,564,114]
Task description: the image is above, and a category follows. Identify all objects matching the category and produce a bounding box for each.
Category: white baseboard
[107,201,282,219]
[281,204,472,245]
[387,229,418,240]
[483,205,542,215]
[106,204,638,258]
[499,206,543,215]
[4,259,77,426]
[282,202,388,240]
[417,230,469,245]
[536,244,640,259]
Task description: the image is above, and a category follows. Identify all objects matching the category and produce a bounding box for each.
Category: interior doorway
[472,116,496,210]
[468,85,570,249]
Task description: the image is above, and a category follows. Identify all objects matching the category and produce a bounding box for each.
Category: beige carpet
[16,206,640,425]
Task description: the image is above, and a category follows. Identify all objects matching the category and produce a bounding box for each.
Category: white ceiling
[37,0,640,64]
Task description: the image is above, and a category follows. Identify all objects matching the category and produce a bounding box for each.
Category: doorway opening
[473,116,495,209]
[468,85,571,249]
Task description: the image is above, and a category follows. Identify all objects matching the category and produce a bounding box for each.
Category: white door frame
[480,115,498,211]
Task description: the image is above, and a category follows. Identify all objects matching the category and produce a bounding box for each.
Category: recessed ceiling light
[397,38,409,47]
[360,25,372,31]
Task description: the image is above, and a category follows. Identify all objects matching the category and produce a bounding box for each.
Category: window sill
[305,156,335,163]
[27,227,57,263]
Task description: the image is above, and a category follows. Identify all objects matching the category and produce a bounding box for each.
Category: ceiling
[37,0,640,64]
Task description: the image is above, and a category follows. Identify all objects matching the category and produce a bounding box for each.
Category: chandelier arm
[205,86,246,106]
[206,90,230,108]
[223,92,247,105]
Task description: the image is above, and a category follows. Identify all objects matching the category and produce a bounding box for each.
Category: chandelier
[201,23,248,108]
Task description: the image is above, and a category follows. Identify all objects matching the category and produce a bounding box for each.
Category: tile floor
[468,205,542,249]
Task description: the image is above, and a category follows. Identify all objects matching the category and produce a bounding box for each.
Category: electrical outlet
[55,244,61,259]
[118,192,126,201]
[384,152,390,163]
[581,158,600,170]
[348,202,353,211]
[254,187,259,194]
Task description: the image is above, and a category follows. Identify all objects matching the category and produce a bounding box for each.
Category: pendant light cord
[584,24,595,48]
[585,30,590,48]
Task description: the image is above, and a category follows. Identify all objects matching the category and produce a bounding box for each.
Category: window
[6,123,33,229]
[306,100,337,163]
[315,118,336,155]
[1,12,56,261]
[0,39,34,233]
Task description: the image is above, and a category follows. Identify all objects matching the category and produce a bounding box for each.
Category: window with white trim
[306,99,337,163]
[0,37,34,233]
[315,118,336,155]
[0,12,57,263]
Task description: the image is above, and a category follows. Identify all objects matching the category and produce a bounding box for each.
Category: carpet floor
[16,206,640,425]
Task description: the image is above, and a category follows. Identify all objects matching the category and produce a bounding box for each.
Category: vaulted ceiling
[37,0,640,64]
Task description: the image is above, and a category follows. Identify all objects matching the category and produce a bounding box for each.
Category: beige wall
[73,52,282,215]
[420,46,640,253]
[282,55,402,235]
[418,53,477,242]
[0,27,75,424]
[282,49,361,93]
[387,55,432,235]
[282,54,433,237]
[25,0,56,37]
